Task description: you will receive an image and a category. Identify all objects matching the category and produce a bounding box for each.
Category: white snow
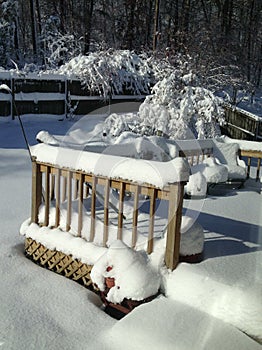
[30,143,190,188]
[0,115,261,349]
[90,240,161,303]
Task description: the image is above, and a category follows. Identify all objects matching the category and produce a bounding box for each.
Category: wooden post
[44,166,50,227]
[164,183,184,270]
[55,169,61,228]
[77,173,84,236]
[31,158,42,224]
[103,178,110,247]
[117,182,125,240]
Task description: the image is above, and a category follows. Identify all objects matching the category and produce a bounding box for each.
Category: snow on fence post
[31,158,42,224]
[164,182,185,270]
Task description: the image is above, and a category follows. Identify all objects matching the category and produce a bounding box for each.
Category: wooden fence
[0,74,144,118]
[222,105,262,141]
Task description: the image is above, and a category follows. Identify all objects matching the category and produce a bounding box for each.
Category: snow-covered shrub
[139,73,225,140]
[58,50,154,98]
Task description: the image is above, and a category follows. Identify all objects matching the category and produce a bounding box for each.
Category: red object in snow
[105,277,115,289]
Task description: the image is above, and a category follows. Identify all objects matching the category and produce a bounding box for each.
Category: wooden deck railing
[180,146,262,181]
[31,158,186,271]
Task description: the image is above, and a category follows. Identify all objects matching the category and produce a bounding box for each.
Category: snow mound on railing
[30,143,190,188]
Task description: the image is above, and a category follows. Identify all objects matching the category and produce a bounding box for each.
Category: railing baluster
[117,182,125,240]
[77,173,84,237]
[90,176,97,242]
[132,185,139,248]
[66,171,72,231]
[44,166,50,226]
[147,188,156,254]
[55,168,61,228]
[103,178,110,247]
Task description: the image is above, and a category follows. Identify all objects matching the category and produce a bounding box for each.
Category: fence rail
[0,75,144,118]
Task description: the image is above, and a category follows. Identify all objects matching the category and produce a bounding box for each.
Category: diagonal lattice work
[25,237,93,289]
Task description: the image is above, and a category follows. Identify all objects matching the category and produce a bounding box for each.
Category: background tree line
[0,0,261,90]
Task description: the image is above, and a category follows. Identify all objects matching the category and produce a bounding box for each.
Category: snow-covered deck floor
[0,117,261,349]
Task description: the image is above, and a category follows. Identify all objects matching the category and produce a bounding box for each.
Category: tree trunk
[153,0,160,52]
[29,0,38,61]
[84,0,94,53]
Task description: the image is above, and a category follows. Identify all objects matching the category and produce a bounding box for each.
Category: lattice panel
[24,237,93,289]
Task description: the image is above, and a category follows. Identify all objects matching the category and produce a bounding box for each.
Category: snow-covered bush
[58,50,154,98]
[103,70,225,140]
[138,73,225,140]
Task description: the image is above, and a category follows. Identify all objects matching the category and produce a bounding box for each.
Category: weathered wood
[44,166,50,227]
[90,176,97,242]
[55,169,61,228]
[103,178,110,247]
[31,159,42,224]
[77,174,84,237]
[164,183,184,270]
[66,171,72,232]
[117,182,125,240]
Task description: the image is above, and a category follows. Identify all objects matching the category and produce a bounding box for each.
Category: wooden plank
[77,174,84,237]
[55,169,61,228]
[90,176,97,242]
[132,185,139,249]
[103,178,110,247]
[240,149,262,158]
[117,182,125,240]
[66,171,72,231]
[147,188,156,254]
[31,160,42,224]
[164,183,184,270]
[44,166,50,226]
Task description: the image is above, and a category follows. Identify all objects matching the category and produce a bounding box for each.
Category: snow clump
[90,240,161,304]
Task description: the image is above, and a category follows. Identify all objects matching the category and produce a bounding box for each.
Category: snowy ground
[0,115,261,350]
